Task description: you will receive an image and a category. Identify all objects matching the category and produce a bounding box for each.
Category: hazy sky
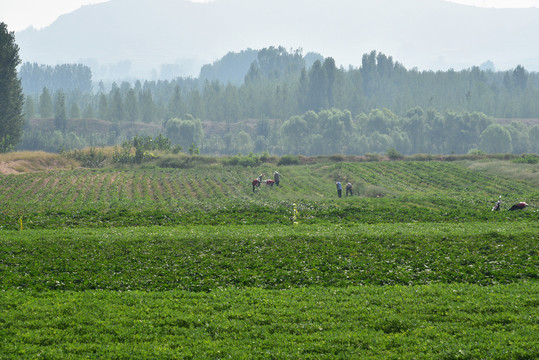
[1,0,539,32]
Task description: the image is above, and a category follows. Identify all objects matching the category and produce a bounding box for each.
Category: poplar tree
[0,23,24,152]
[39,87,53,118]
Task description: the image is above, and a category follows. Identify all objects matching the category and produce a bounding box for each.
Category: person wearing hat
[273,171,281,186]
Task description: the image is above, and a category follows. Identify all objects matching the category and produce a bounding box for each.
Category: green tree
[109,86,124,122]
[280,115,308,154]
[323,57,337,107]
[167,85,184,119]
[24,95,36,120]
[125,88,139,123]
[512,65,528,91]
[54,90,67,132]
[0,23,24,151]
[479,124,512,154]
[97,93,108,120]
[166,116,204,150]
[82,103,94,119]
[139,89,155,123]
[319,109,346,154]
[39,87,53,118]
[529,125,539,154]
[306,60,328,111]
[233,130,253,154]
[506,121,529,154]
[69,102,80,119]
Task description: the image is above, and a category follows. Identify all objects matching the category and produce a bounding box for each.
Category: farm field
[0,159,538,358]
[0,161,537,229]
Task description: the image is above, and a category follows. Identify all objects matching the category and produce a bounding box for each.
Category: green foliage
[1,283,537,359]
[0,22,24,152]
[365,153,380,161]
[19,62,92,94]
[188,142,199,155]
[54,90,67,132]
[0,159,537,359]
[112,135,176,164]
[479,124,513,153]
[1,223,537,291]
[156,154,216,169]
[16,46,539,157]
[223,152,261,167]
[0,135,14,153]
[386,147,403,160]
[0,161,536,230]
[165,116,204,150]
[65,147,106,168]
[512,154,539,164]
[38,87,53,117]
[278,154,300,165]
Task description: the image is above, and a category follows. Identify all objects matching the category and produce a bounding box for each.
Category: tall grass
[0,151,79,173]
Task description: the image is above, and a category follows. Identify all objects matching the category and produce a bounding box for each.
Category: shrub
[277,155,300,166]
[365,153,380,162]
[260,151,278,163]
[386,147,403,160]
[223,153,261,167]
[329,154,345,162]
[511,154,539,164]
[66,147,106,168]
[409,153,436,161]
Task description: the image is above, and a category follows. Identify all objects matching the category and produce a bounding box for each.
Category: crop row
[1,282,537,359]
[1,222,537,291]
[1,162,537,229]
[1,162,535,209]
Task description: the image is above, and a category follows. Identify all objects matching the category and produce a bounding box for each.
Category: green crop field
[0,159,538,359]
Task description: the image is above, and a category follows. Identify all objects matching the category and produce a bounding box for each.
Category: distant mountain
[15,0,539,80]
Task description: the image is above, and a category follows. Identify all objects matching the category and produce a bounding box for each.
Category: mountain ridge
[15,0,539,79]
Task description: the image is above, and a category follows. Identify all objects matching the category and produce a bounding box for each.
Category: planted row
[2,223,537,291]
[1,283,537,359]
[1,162,535,211]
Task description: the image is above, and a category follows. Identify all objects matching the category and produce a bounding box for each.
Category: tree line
[15,46,539,155]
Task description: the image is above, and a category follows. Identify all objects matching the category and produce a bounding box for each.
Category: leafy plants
[0,158,537,358]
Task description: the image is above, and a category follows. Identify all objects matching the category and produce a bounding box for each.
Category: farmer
[508,202,528,211]
[492,196,501,211]
[346,182,353,196]
[252,178,260,192]
[336,181,342,198]
[273,171,281,186]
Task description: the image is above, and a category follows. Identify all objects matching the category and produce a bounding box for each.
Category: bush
[66,147,106,168]
[409,153,436,161]
[511,154,539,164]
[365,153,380,162]
[223,153,261,167]
[157,154,218,169]
[329,154,345,162]
[260,151,278,163]
[277,155,300,166]
[386,148,403,160]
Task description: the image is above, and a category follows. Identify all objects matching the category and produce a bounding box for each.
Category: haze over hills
[14,0,539,80]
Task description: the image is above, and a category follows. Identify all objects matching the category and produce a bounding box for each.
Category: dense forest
[18,47,539,155]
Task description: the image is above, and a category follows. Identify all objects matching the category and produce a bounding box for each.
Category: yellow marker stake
[19,216,23,231]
